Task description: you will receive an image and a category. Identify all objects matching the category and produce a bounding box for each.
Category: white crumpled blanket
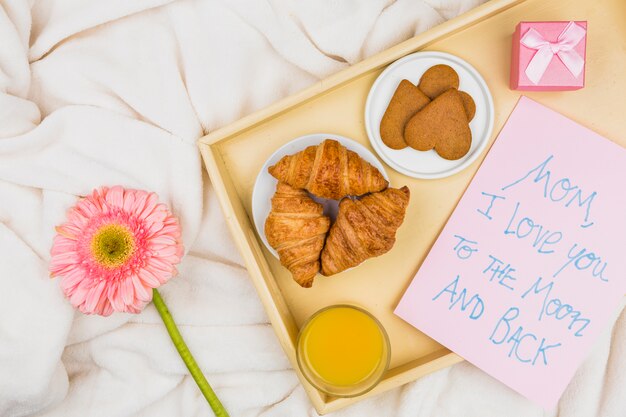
[0,0,624,416]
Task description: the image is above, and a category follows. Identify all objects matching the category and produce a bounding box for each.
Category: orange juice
[297,305,390,396]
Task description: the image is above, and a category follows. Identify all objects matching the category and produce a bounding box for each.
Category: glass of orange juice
[296,304,390,397]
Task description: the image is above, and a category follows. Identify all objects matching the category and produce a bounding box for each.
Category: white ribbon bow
[520,21,586,85]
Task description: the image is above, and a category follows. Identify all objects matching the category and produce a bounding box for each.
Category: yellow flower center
[91,224,135,268]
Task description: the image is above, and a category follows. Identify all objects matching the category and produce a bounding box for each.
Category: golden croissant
[268,139,388,200]
[264,182,331,287]
[321,186,410,276]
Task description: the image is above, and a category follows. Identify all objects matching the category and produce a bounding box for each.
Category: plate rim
[364,50,495,179]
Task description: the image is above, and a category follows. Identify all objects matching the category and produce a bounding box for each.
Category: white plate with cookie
[252,133,389,258]
[365,51,494,179]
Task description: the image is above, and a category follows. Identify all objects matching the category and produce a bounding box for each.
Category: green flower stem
[152,288,229,417]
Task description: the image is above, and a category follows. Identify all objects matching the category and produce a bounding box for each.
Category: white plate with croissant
[252,134,411,288]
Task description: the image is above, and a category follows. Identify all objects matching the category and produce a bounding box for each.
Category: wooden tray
[198,0,626,413]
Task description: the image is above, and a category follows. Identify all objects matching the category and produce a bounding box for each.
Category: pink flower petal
[138,268,161,287]
[60,268,86,291]
[55,225,79,240]
[91,191,105,211]
[68,278,91,308]
[125,305,141,314]
[67,210,89,228]
[146,208,167,225]
[108,282,124,312]
[148,243,173,252]
[95,188,107,200]
[131,274,152,302]
[76,197,99,218]
[121,277,134,306]
[139,193,159,219]
[130,191,149,214]
[106,186,125,208]
[146,221,164,236]
[159,224,181,238]
[50,237,75,255]
[50,251,80,265]
[146,265,172,284]
[83,280,106,314]
[147,257,176,274]
[122,191,136,213]
[93,288,112,316]
[152,245,179,259]
[149,235,177,246]
[51,262,77,277]
[102,302,114,316]
[132,299,147,312]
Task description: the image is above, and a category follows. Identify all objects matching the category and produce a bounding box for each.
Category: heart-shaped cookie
[458,90,476,121]
[418,64,460,99]
[380,80,430,150]
[404,88,472,160]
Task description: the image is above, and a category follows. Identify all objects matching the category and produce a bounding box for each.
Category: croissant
[321,186,410,276]
[268,139,388,200]
[264,182,331,287]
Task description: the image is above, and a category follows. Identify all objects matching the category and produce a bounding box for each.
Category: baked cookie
[459,91,476,121]
[404,88,471,160]
[380,80,431,150]
[418,64,460,99]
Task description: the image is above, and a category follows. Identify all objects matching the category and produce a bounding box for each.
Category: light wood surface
[199,0,625,413]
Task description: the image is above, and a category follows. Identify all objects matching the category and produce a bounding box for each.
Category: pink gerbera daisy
[50,186,184,316]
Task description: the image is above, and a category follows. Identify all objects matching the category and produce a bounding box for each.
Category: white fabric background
[0,0,624,416]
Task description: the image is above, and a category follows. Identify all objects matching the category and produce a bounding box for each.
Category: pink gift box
[511,21,587,91]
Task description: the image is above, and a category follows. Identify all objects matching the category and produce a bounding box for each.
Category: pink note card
[395,97,626,409]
